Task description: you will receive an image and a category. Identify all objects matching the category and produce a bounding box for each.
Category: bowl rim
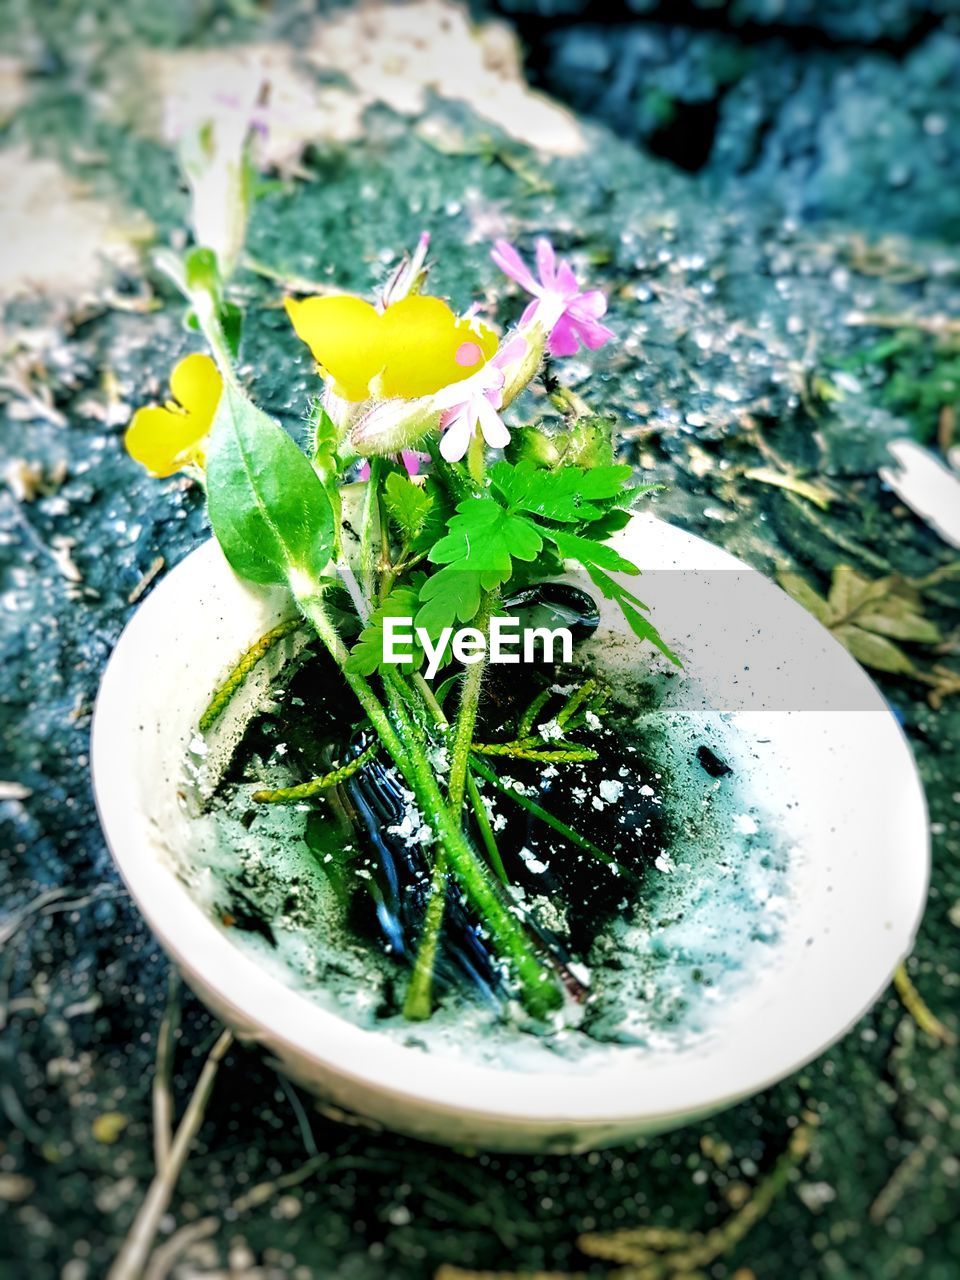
[91,519,930,1130]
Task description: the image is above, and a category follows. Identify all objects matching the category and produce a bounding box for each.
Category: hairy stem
[448,596,492,811]
[252,740,379,803]
[294,588,561,1019]
[198,617,302,733]
[402,851,449,1021]
[358,456,383,604]
[466,430,486,486]
[404,598,492,1018]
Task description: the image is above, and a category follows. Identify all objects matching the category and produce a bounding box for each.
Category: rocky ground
[1,1,958,1277]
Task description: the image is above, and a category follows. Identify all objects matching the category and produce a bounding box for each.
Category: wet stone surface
[1,2,959,1278]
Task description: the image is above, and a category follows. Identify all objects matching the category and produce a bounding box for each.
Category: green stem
[448,596,492,811]
[403,851,449,1021]
[412,673,449,729]
[466,770,509,885]
[198,617,302,733]
[251,740,378,803]
[469,755,624,874]
[359,456,383,604]
[466,431,486,486]
[404,596,492,1018]
[294,588,561,1020]
[472,742,597,763]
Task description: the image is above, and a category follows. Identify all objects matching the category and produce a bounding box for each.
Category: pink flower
[437,336,528,463]
[358,450,426,480]
[491,237,614,357]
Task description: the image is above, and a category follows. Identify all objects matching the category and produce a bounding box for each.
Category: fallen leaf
[744,466,833,510]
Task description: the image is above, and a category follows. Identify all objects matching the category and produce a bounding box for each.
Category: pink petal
[547,314,581,357]
[555,261,579,297]
[400,449,422,476]
[568,289,608,320]
[494,334,528,369]
[535,238,557,290]
[572,314,616,350]
[491,240,540,295]
[520,299,540,328]
[358,460,371,481]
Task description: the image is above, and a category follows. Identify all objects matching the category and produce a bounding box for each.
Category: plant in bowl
[125,197,685,1020]
[93,127,929,1150]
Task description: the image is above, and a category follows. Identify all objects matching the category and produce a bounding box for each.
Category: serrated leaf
[543,528,683,661]
[415,566,486,634]
[587,566,681,667]
[206,382,334,586]
[546,527,641,576]
[401,475,453,558]
[346,582,424,675]
[489,459,633,524]
[834,624,917,675]
[383,471,433,541]
[777,572,833,626]
[429,497,542,582]
[571,507,634,541]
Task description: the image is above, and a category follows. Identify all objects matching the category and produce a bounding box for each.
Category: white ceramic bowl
[91,516,929,1152]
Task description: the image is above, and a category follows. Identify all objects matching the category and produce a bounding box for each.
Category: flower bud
[349,396,441,458]
[381,232,432,308]
[500,319,547,408]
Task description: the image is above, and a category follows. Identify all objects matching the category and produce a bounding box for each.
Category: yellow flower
[125,354,223,477]
[284,294,498,402]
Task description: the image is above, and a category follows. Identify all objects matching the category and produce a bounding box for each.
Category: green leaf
[308,402,340,478]
[545,527,641,576]
[828,564,888,619]
[566,506,633,542]
[184,245,220,295]
[857,609,941,644]
[416,566,486,634]
[409,477,453,557]
[206,382,335,586]
[834,624,917,675]
[429,497,542,584]
[744,466,834,510]
[433,673,462,707]
[777,572,833,626]
[346,582,424,675]
[383,471,433,541]
[489,459,633,524]
[219,302,243,360]
[587,566,681,667]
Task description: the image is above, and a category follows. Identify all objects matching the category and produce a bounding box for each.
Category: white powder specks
[518,846,548,875]
[539,718,565,742]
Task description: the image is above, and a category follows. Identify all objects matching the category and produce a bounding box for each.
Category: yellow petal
[285,295,384,401]
[125,405,206,478]
[378,297,498,399]
[169,353,222,426]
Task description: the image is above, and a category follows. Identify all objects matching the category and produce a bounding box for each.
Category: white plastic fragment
[880,439,960,550]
